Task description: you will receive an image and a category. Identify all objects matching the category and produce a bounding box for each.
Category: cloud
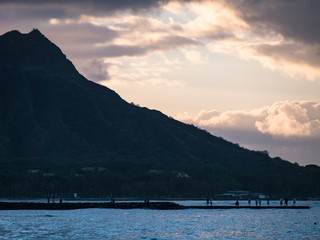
[66,36,199,60]
[1,0,320,82]
[247,42,320,81]
[217,0,320,80]
[182,49,205,63]
[79,59,111,81]
[226,0,320,45]
[176,101,320,165]
[185,1,248,39]
[177,101,320,137]
[51,15,200,82]
[208,38,320,81]
[4,0,318,46]
[164,0,320,81]
[0,11,201,82]
[0,0,199,17]
[0,5,69,21]
[103,53,186,88]
[255,101,320,137]
[0,0,161,14]
[46,22,118,46]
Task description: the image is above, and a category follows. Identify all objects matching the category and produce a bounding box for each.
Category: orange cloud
[256,101,320,137]
[177,101,320,137]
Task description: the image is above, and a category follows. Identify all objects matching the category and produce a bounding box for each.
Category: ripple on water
[0,201,319,239]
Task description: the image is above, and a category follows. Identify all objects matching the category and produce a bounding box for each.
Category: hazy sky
[1,0,319,166]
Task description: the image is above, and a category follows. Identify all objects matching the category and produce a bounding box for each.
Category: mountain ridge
[0,29,319,198]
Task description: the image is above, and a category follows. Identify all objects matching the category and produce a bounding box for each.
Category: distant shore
[0,201,310,210]
[1,196,319,202]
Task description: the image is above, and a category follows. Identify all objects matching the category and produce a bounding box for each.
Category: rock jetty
[0,202,185,210]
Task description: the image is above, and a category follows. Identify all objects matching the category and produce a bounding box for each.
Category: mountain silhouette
[0,29,319,198]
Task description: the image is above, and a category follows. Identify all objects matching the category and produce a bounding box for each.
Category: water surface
[0,201,319,239]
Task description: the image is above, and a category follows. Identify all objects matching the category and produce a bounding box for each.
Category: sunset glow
[1,0,319,165]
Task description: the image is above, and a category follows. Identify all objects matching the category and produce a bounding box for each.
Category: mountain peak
[29,28,42,35]
[27,29,48,42]
[2,29,21,36]
[0,29,69,69]
[1,29,47,45]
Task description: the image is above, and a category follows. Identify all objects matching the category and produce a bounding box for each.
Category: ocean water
[0,201,319,239]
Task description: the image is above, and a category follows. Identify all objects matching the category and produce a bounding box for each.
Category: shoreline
[1,197,318,202]
[0,202,310,210]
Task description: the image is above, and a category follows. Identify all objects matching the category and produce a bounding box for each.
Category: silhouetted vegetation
[0,159,320,198]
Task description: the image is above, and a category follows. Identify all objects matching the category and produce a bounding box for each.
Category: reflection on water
[0,201,319,239]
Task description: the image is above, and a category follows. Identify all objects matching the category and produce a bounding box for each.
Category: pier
[188,205,310,209]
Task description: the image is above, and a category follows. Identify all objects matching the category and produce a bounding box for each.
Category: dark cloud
[2,0,318,46]
[197,26,235,40]
[156,35,201,49]
[227,0,320,45]
[0,0,200,18]
[0,0,165,11]
[66,34,200,81]
[66,35,200,59]
[44,23,118,46]
[88,45,150,58]
[0,5,68,21]
[252,42,320,68]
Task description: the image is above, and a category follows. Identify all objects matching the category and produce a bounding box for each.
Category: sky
[1,0,320,166]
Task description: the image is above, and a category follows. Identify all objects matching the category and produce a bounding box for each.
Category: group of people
[206,197,297,206]
[247,197,297,206]
[206,198,213,206]
[248,198,268,206]
[280,197,296,206]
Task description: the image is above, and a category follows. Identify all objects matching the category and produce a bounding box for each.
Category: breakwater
[189,206,310,209]
[0,202,310,210]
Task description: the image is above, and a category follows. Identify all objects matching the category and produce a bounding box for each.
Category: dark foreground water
[0,201,319,239]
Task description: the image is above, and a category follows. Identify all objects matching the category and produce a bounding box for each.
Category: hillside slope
[0,29,319,198]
